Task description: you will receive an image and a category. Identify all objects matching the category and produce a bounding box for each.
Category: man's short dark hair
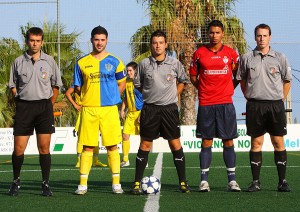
[126,61,138,70]
[254,24,271,36]
[208,20,224,31]
[150,30,167,44]
[25,27,44,42]
[91,25,108,38]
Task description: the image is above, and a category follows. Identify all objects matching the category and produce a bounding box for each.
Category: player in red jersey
[189,20,241,192]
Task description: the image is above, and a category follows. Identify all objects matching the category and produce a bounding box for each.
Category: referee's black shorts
[246,99,287,137]
[13,99,55,136]
[140,103,180,141]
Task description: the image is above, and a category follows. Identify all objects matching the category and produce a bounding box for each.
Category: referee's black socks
[39,153,51,183]
[12,152,24,180]
[274,150,287,182]
[134,149,149,182]
[249,151,262,181]
[172,147,186,183]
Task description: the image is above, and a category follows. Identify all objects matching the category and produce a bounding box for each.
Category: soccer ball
[141,175,161,195]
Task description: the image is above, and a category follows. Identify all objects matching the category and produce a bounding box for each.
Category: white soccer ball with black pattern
[141,175,161,195]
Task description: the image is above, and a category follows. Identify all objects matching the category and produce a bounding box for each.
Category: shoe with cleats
[247,180,261,192]
[130,181,142,195]
[120,160,130,168]
[227,181,241,192]
[278,179,291,192]
[112,184,124,194]
[8,178,20,196]
[179,181,191,193]
[75,185,88,195]
[199,181,210,192]
[42,181,53,196]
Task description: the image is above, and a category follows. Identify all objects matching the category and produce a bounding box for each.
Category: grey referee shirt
[236,48,292,100]
[134,55,189,105]
[9,50,63,101]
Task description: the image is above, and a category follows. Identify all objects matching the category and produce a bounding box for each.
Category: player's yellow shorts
[74,111,81,132]
[78,106,122,147]
[123,110,141,135]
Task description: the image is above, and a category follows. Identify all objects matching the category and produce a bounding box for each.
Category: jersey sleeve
[189,51,198,76]
[133,61,143,88]
[176,60,189,84]
[236,54,248,81]
[278,53,292,82]
[8,60,17,89]
[115,60,126,83]
[231,49,239,64]
[73,61,83,87]
[50,58,63,88]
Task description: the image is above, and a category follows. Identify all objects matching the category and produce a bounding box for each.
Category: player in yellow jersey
[73,26,126,195]
[65,86,107,168]
[120,62,144,167]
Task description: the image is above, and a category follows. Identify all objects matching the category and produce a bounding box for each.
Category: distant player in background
[73,25,126,195]
[65,86,107,168]
[189,20,241,192]
[130,30,190,194]
[8,27,63,196]
[120,62,144,168]
[236,23,292,192]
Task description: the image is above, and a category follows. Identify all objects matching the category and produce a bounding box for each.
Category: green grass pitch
[0,152,299,211]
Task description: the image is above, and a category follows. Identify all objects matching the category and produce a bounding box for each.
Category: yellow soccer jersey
[125,78,144,112]
[74,92,81,105]
[74,53,126,107]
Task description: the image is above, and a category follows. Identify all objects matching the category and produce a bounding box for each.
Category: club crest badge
[166,74,173,81]
[105,63,113,71]
[270,67,276,75]
[42,72,47,79]
[40,67,47,79]
[223,56,229,64]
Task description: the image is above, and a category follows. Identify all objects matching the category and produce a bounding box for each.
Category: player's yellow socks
[93,146,99,163]
[122,140,130,162]
[108,149,121,185]
[79,150,93,186]
[75,155,81,168]
[76,143,83,167]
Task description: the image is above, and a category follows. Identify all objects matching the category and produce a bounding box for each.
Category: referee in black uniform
[8,27,63,196]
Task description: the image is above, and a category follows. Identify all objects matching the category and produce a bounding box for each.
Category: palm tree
[131,0,247,124]
[0,38,23,127]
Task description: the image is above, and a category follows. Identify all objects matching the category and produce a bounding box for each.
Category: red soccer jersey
[189,45,238,106]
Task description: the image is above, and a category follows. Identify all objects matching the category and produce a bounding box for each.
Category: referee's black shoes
[278,179,291,192]
[8,178,20,196]
[42,181,53,196]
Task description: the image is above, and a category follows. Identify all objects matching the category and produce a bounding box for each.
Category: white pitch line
[144,152,163,212]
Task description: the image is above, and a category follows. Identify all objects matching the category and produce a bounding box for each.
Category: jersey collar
[253,47,276,57]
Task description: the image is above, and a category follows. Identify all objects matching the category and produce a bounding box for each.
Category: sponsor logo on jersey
[204,69,228,75]
[211,56,221,59]
[90,72,100,79]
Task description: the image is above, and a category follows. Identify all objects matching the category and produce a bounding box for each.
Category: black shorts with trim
[196,103,238,139]
[140,103,180,141]
[13,99,55,136]
[246,99,287,137]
